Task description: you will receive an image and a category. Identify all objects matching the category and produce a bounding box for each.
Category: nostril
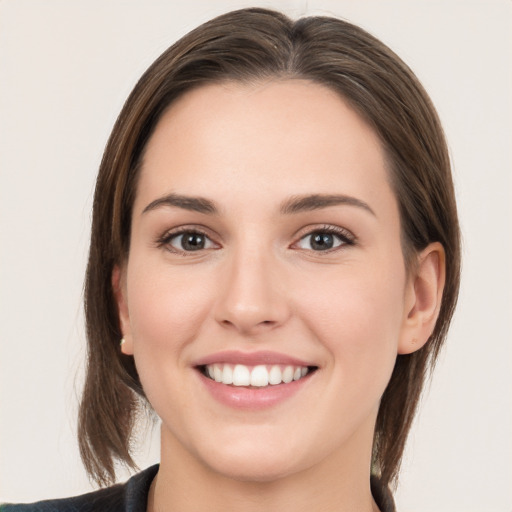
[219,318,276,332]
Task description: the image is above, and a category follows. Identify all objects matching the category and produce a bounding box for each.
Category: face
[116,80,417,482]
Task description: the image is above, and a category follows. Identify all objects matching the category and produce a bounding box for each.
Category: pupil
[311,233,333,250]
[182,233,205,251]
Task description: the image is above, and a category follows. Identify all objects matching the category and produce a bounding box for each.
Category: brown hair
[79,7,461,489]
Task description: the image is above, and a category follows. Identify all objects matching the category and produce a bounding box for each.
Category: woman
[2,7,460,512]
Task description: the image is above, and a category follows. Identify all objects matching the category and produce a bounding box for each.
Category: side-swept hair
[79,7,460,488]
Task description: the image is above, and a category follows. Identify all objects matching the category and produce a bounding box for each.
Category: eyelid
[291,224,356,251]
[155,223,355,255]
[155,225,221,255]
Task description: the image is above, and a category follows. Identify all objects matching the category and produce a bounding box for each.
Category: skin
[114,80,445,512]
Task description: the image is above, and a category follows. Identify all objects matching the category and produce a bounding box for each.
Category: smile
[201,363,314,387]
[193,351,318,409]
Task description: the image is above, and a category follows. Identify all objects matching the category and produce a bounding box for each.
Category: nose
[214,249,291,336]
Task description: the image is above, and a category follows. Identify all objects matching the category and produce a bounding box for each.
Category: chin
[194,433,313,483]
[209,453,300,483]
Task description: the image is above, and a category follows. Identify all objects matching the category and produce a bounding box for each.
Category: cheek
[125,258,214,359]
[296,260,406,378]
[124,258,218,424]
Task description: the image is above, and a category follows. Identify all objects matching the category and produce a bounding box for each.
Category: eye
[160,230,218,253]
[295,228,354,252]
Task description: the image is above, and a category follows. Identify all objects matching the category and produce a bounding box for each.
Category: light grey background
[1,1,511,510]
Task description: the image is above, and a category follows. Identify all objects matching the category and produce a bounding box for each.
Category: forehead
[135,79,394,215]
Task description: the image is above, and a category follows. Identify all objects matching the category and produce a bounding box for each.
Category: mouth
[193,352,319,409]
[198,363,318,388]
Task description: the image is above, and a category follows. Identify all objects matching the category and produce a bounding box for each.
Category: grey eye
[297,232,344,251]
[169,232,214,251]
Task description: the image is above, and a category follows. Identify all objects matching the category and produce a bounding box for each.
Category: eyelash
[294,225,356,253]
[156,226,216,255]
[156,224,356,256]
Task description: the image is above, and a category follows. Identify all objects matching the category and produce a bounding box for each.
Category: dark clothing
[1,465,395,511]
[0,466,158,512]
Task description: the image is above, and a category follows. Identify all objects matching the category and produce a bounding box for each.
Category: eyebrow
[142,193,218,215]
[142,192,375,217]
[280,194,375,216]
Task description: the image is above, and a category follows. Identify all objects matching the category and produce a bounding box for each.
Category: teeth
[269,365,282,385]
[222,364,233,385]
[232,364,250,386]
[250,365,269,387]
[213,364,223,383]
[204,363,311,387]
[282,366,294,383]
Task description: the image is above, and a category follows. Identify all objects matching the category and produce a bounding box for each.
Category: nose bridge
[215,235,288,334]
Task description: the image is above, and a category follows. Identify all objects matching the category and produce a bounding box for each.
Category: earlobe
[112,265,134,355]
[398,242,446,355]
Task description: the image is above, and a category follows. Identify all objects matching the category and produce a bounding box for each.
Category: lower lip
[197,371,314,410]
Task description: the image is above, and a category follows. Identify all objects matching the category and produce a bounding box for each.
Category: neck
[148,424,381,512]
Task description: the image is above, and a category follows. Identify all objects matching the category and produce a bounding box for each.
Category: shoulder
[0,465,159,512]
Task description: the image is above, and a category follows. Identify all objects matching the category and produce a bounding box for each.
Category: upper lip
[192,350,315,367]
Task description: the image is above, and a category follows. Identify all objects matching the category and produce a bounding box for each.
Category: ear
[112,264,134,355]
[398,242,446,355]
